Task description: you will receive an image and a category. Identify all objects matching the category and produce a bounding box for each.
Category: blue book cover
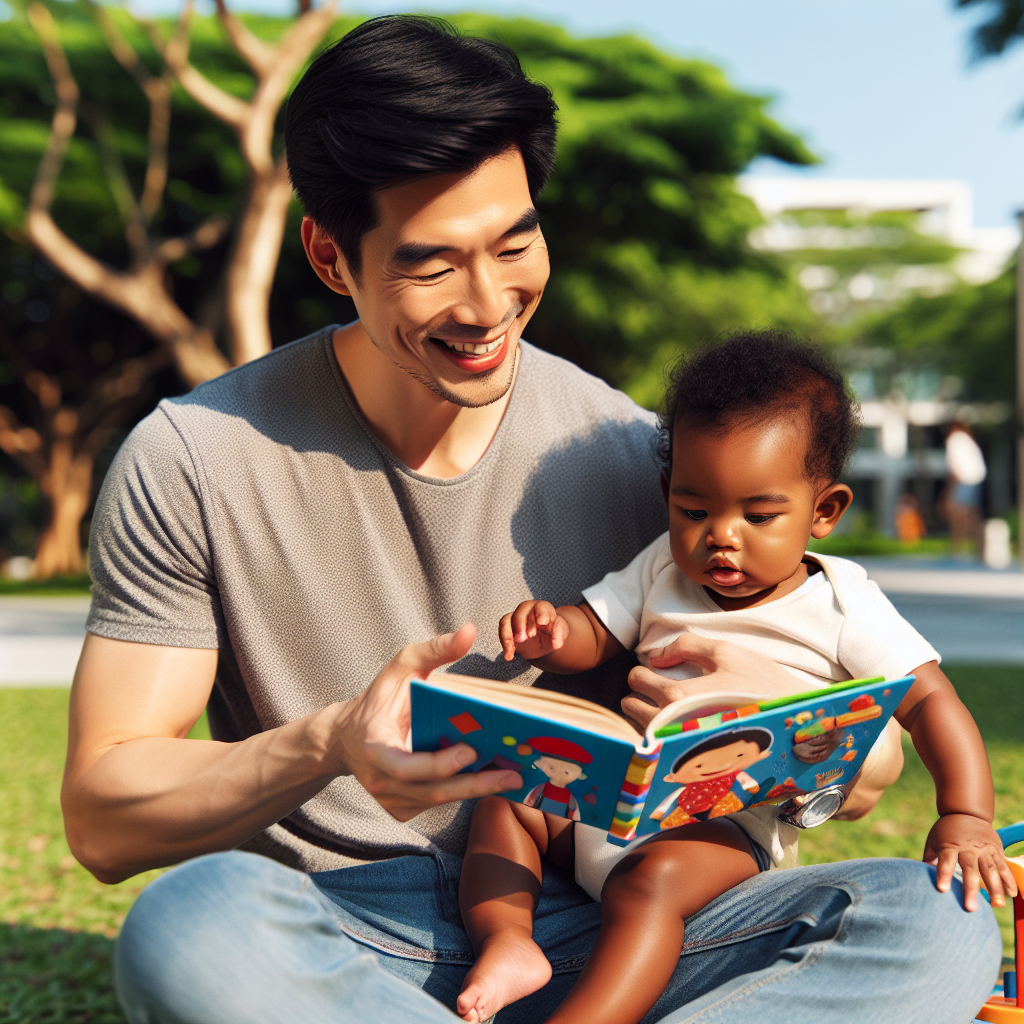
[636,676,913,841]
[410,673,914,843]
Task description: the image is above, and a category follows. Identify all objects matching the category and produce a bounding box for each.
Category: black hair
[670,727,774,774]
[658,330,860,483]
[285,16,558,275]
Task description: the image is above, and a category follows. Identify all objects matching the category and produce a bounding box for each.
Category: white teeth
[439,335,504,356]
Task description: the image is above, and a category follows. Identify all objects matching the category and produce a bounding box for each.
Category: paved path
[2,561,1022,685]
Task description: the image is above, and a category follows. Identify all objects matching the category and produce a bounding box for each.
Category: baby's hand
[499,601,570,662]
[923,813,1019,912]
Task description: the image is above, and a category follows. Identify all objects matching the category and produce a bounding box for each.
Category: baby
[455,331,1017,1024]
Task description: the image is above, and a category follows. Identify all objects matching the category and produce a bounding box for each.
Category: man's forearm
[63,703,347,884]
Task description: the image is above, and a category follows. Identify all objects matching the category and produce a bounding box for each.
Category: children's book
[410,672,914,845]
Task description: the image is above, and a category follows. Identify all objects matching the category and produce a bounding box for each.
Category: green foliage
[853,266,1014,403]
[958,0,1024,58]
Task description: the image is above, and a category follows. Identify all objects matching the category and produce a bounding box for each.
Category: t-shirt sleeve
[86,405,223,649]
[581,532,672,650]
[836,578,939,681]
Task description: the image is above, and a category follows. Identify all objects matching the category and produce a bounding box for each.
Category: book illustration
[634,682,910,843]
[521,736,593,820]
[648,727,774,831]
[409,673,914,841]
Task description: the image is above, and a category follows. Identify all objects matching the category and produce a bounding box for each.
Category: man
[64,16,999,1023]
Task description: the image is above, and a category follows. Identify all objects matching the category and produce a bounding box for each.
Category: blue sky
[128,0,1024,228]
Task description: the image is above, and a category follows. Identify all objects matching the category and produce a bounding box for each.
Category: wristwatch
[777,785,847,829]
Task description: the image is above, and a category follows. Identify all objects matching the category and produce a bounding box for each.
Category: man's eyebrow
[388,208,541,267]
[500,207,541,239]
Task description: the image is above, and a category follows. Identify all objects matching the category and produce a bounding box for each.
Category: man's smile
[430,330,510,373]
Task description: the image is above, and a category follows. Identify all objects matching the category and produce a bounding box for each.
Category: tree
[854,266,1014,405]
[957,0,1024,58]
[0,0,336,574]
[2,9,816,570]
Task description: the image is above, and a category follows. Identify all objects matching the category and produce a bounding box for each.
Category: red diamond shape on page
[448,711,482,735]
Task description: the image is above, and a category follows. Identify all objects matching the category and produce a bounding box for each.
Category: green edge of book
[653,675,887,739]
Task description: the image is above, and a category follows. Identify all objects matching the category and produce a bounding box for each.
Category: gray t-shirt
[87,329,666,870]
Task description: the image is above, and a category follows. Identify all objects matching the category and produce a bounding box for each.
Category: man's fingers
[395,623,476,680]
[647,633,718,671]
[365,741,479,784]
[626,664,685,704]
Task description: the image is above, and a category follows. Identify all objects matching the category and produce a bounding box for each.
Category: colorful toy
[974,821,1024,1023]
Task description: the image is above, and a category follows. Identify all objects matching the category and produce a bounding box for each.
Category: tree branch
[0,405,47,480]
[149,0,249,131]
[26,4,79,217]
[213,0,277,77]
[92,4,172,224]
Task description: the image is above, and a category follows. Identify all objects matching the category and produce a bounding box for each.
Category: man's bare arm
[63,626,521,884]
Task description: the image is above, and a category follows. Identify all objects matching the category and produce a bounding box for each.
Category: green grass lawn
[1,668,1021,1021]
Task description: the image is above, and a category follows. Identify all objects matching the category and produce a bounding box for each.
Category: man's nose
[450,261,512,330]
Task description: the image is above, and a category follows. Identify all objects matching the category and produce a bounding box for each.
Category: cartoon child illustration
[521,736,593,820]
[648,727,774,830]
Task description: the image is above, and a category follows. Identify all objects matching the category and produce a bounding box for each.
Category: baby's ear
[811,483,854,539]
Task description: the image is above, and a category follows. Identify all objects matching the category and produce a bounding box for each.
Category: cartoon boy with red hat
[521,736,593,820]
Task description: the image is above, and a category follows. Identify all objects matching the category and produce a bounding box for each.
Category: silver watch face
[778,786,846,829]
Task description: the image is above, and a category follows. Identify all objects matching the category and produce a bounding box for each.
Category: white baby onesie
[571,532,939,901]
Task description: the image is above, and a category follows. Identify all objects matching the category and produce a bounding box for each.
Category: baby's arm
[498,600,623,673]
[895,661,1018,910]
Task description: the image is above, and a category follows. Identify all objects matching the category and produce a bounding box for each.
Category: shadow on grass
[0,923,125,1023]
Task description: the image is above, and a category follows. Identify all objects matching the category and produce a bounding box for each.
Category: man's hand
[337,623,523,821]
[621,633,807,729]
[499,601,570,662]
[923,813,1018,912]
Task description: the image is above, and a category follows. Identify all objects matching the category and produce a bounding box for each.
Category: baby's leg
[458,797,571,1022]
[546,820,758,1024]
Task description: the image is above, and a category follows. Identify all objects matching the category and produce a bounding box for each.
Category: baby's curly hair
[658,330,860,483]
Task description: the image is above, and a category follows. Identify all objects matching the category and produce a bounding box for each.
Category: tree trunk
[34,432,93,578]
[224,159,294,365]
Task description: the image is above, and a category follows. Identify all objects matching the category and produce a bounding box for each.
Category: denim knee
[115,851,321,1023]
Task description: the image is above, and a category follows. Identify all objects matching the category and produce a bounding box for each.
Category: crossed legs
[457,796,759,1024]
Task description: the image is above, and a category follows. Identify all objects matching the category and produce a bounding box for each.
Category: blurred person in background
[942,423,987,554]
[895,492,927,545]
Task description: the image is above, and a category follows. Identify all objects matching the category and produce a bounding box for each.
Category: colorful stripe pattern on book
[608,746,662,842]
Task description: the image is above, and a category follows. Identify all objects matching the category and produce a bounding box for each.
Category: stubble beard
[408,341,520,409]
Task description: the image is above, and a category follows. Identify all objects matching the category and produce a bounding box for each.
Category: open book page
[410,675,641,831]
[632,676,914,842]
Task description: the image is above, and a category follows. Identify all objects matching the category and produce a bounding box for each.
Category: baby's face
[667,416,841,609]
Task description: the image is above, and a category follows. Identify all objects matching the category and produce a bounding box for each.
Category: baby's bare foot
[457,927,552,1022]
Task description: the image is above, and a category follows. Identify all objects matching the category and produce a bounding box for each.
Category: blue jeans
[114,850,999,1024]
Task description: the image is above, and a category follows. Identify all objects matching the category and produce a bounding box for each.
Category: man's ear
[811,483,854,540]
[301,216,354,297]
[660,466,671,506]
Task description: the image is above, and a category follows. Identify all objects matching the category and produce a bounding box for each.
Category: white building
[738,178,1018,536]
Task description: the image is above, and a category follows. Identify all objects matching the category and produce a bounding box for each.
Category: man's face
[303,147,549,408]
[663,739,768,785]
[534,756,584,786]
